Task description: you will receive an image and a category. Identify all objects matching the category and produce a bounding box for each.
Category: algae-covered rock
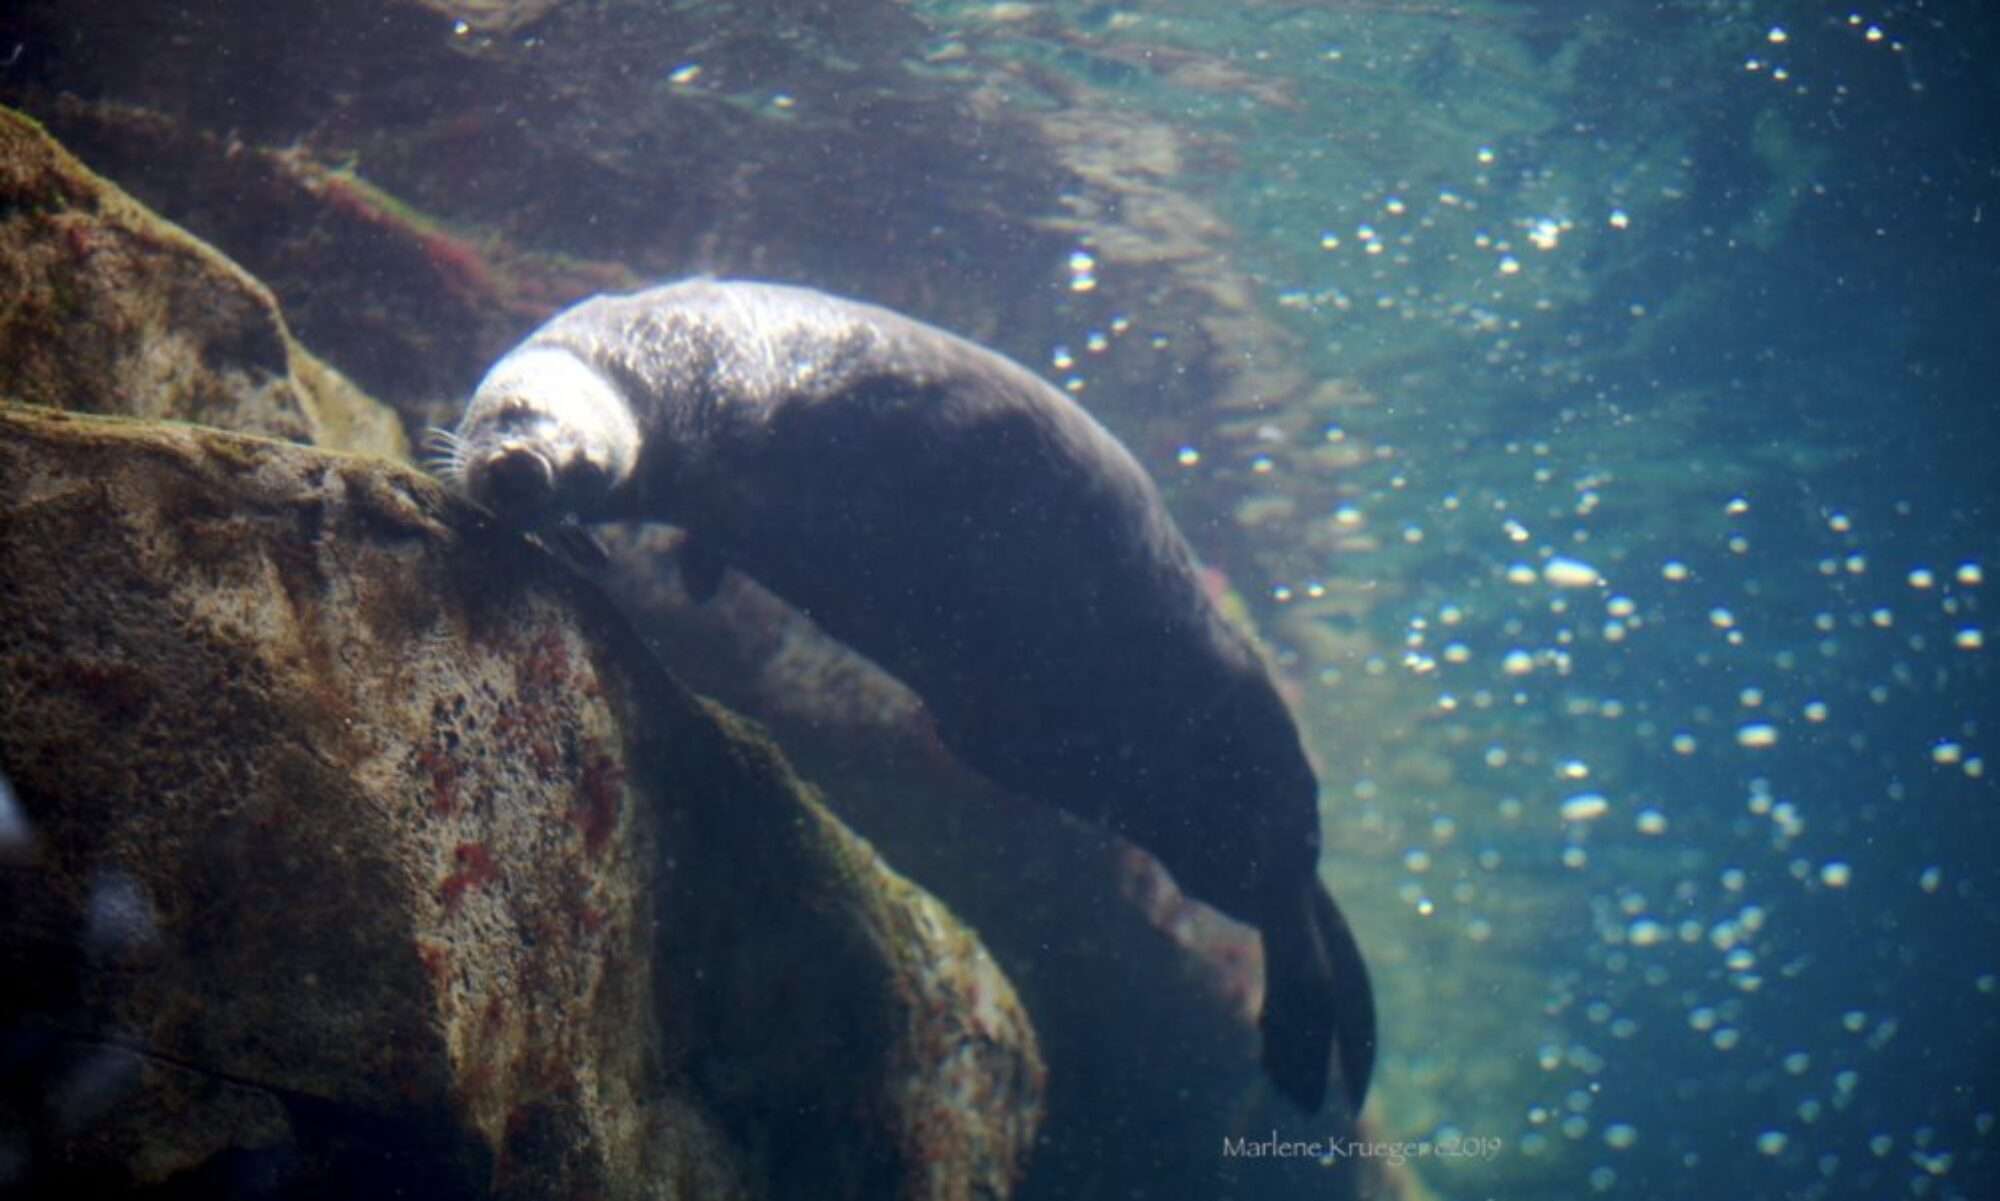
[0,107,406,459]
[0,406,1042,1199]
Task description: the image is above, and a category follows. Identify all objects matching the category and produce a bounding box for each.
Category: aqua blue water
[960,2,1996,1197]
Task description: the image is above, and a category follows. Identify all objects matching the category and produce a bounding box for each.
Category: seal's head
[434,346,641,528]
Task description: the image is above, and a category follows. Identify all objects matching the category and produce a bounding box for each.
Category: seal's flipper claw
[679,536,727,602]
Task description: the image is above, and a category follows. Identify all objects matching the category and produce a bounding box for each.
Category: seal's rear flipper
[1259,879,1376,1115]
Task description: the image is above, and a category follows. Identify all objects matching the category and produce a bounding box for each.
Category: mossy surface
[0,405,1043,1200]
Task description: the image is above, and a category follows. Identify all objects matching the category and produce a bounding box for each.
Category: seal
[435,278,1377,1114]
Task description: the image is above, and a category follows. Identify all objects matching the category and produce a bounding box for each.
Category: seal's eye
[474,445,557,520]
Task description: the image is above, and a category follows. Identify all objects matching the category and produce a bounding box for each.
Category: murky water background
[962,1,1996,1197]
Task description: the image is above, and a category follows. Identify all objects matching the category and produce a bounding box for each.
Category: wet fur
[447,279,1377,1113]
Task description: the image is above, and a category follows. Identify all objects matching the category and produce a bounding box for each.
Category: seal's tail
[1259,878,1376,1115]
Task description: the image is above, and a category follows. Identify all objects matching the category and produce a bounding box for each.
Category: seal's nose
[474,443,556,519]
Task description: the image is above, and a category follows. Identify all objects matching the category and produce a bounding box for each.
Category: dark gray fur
[455,278,1376,1113]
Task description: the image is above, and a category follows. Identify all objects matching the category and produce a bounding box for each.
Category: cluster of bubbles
[1036,296,1989,1198]
[1745,14,1922,93]
[1257,140,1632,385]
[1037,228,1991,1201]
[994,1,1990,1195]
[1327,452,1991,1195]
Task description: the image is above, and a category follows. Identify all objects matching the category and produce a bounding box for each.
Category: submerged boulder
[0,406,1043,1199]
[0,107,404,459]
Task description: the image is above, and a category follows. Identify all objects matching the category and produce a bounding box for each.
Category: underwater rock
[0,406,1043,1200]
[0,107,405,459]
[8,92,642,436]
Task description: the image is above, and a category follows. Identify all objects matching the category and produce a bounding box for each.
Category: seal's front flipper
[1258,878,1376,1115]
[678,535,727,602]
[547,520,612,572]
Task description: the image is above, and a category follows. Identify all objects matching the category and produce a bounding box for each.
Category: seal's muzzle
[474,443,556,520]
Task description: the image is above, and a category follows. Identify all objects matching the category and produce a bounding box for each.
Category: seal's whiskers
[420,426,470,482]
